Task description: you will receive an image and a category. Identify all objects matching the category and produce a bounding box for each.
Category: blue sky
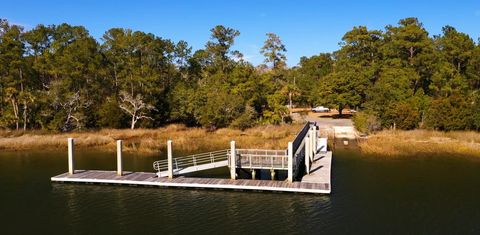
[3,0,480,66]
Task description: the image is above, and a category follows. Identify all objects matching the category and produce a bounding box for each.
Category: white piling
[305,129,313,162]
[287,141,293,183]
[167,140,173,179]
[68,138,74,175]
[230,140,236,180]
[305,136,310,174]
[319,137,328,153]
[313,126,317,156]
[310,128,315,161]
[116,140,123,176]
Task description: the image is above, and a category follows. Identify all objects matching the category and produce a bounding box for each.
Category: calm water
[1,149,480,234]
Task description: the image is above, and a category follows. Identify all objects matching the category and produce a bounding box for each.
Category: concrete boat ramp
[51,122,333,194]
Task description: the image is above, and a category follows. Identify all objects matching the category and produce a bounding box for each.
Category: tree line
[0,17,479,132]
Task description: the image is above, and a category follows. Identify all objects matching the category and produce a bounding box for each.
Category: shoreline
[358,130,480,158]
[1,124,479,158]
[0,124,304,154]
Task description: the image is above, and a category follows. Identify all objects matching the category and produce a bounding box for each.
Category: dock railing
[153,149,229,174]
[235,149,288,170]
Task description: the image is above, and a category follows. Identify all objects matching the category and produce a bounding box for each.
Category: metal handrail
[153,149,229,173]
[235,149,288,170]
[153,148,290,173]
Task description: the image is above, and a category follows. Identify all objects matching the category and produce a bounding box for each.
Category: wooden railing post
[287,141,293,183]
[230,141,236,180]
[310,127,315,161]
[116,140,123,176]
[68,138,75,175]
[270,169,276,180]
[167,140,173,179]
[305,136,310,174]
[313,126,317,156]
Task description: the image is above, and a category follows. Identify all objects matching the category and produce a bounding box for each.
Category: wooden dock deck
[301,151,332,185]
[51,166,331,194]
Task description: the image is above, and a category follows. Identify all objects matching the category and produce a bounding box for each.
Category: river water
[1,149,479,234]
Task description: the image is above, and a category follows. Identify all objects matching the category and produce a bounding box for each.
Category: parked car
[312,106,330,113]
[349,109,357,114]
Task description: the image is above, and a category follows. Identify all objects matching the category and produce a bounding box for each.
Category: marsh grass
[359,130,480,157]
[0,124,303,154]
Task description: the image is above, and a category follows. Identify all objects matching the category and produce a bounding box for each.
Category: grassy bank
[0,124,304,154]
[359,130,480,157]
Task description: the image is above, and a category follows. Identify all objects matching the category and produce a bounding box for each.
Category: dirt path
[299,111,358,149]
[303,111,354,128]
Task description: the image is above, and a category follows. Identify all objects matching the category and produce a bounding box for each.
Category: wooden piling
[287,141,293,183]
[311,128,315,161]
[116,140,123,176]
[313,126,317,156]
[230,141,236,180]
[167,140,173,179]
[305,129,313,162]
[68,138,74,175]
[305,136,310,174]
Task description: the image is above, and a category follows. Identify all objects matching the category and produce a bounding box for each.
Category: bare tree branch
[118,90,156,129]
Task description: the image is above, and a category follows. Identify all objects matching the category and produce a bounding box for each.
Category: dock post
[305,136,310,174]
[287,141,293,183]
[270,169,276,180]
[310,126,315,161]
[230,140,236,180]
[167,140,173,179]
[310,128,315,161]
[68,138,75,175]
[307,129,311,160]
[313,126,317,156]
[116,140,123,176]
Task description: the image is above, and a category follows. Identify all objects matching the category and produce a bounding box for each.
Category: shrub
[230,106,256,131]
[424,95,475,131]
[353,111,381,134]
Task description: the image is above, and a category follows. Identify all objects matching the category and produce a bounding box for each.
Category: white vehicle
[312,106,330,113]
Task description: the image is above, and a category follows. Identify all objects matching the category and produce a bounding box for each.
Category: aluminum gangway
[153,149,291,177]
[153,149,230,177]
[152,122,320,178]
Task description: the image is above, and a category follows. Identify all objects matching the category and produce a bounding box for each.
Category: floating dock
[51,122,333,194]
[51,151,331,194]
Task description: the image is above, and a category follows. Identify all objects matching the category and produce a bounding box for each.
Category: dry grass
[359,130,480,157]
[0,124,304,154]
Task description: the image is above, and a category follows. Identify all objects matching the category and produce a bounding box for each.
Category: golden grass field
[2,123,479,158]
[359,130,480,157]
[0,124,304,154]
